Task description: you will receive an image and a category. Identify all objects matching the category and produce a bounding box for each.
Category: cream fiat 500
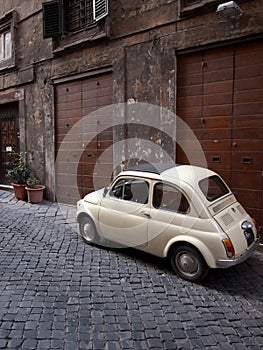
[77,163,259,281]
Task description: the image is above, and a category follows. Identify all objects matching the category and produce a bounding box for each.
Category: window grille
[43,0,108,38]
[64,0,93,32]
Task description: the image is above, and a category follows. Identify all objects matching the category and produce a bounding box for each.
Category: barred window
[43,0,108,37]
[64,0,93,33]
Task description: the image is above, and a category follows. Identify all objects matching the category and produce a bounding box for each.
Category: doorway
[0,102,19,185]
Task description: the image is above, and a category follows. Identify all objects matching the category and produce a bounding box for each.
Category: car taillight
[222,238,235,258]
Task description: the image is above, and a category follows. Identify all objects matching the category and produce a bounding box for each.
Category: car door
[98,177,150,247]
[147,182,192,243]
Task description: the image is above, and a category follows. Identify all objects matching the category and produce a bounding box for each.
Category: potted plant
[25,176,45,203]
[6,152,31,200]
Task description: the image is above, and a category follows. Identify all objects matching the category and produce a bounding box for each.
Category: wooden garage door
[177,41,263,229]
[55,72,113,204]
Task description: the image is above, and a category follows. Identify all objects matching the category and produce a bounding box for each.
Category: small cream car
[77,163,259,281]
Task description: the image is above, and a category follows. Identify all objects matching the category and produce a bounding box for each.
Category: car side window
[153,182,189,213]
[110,178,149,204]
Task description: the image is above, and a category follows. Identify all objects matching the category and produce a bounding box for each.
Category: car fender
[163,235,217,268]
[77,200,100,229]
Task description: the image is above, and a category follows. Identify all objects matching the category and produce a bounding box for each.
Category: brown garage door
[55,72,113,204]
[177,40,263,229]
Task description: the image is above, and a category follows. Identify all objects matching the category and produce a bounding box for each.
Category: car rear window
[199,175,229,202]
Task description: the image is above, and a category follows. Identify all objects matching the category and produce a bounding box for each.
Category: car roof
[120,163,216,187]
[126,163,180,174]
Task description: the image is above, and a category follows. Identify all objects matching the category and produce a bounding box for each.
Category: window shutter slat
[43,0,63,38]
[93,0,108,21]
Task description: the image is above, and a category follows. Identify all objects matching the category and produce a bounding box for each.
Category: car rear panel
[213,199,258,256]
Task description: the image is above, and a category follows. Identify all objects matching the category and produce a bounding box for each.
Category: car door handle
[140,211,151,218]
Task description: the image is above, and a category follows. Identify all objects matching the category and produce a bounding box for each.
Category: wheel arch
[77,211,91,223]
[164,237,216,268]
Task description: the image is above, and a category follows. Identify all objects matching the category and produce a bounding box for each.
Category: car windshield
[199,175,229,202]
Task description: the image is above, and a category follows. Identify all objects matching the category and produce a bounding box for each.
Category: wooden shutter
[93,0,108,21]
[42,0,63,38]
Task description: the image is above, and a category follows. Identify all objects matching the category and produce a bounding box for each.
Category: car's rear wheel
[79,216,98,244]
[170,245,208,282]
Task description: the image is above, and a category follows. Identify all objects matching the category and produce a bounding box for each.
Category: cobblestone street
[0,189,262,350]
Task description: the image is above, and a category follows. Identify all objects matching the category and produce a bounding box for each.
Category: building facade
[0,0,262,229]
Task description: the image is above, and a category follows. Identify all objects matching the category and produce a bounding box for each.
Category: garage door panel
[206,151,231,170]
[232,189,261,209]
[201,140,231,152]
[233,116,263,128]
[235,76,263,91]
[232,126,263,139]
[55,102,68,113]
[178,85,203,97]
[59,83,81,95]
[177,106,203,119]
[234,90,263,103]
[177,125,202,140]
[178,73,203,87]
[234,102,263,115]
[236,52,263,66]
[55,72,113,202]
[177,40,263,228]
[203,56,233,71]
[203,104,232,117]
[202,116,232,128]
[204,69,233,83]
[201,128,231,140]
[204,92,232,106]
[204,80,232,94]
[233,139,263,152]
[232,152,263,171]
[235,63,263,79]
[177,96,202,108]
[231,171,262,190]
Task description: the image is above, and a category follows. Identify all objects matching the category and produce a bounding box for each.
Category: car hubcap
[83,222,94,242]
[176,252,198,275]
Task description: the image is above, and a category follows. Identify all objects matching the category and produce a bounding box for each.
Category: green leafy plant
[6,152,31,184]
[26,176,41,188]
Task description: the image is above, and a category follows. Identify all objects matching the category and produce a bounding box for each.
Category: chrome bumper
[217,239,260,268]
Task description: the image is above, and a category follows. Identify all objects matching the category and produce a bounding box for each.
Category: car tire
[170,245,208,282]
[79,216,99,244]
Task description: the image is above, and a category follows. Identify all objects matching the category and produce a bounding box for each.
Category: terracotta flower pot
[12,183,27,201]
[25,185,45,203]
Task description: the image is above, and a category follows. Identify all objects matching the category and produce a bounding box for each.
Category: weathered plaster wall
[176,1,263,50]
[0,0,54,197]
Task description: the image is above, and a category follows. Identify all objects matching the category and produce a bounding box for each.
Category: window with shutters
[0,11,16,71]
[64,0,93,32]
[43,0,108,38]
[0,31,11,61]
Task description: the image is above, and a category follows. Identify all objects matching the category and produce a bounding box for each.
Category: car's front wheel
[169,245,208,282]
[79,216,99,244]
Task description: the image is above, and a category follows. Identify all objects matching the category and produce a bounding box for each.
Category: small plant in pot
[6,151,31,200]
[25,176,45,204]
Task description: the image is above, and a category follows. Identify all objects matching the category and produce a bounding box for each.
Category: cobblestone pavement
[0,189,263,350]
